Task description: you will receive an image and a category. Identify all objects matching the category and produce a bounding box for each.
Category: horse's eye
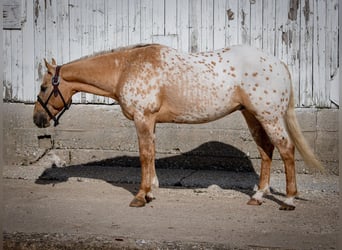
[40,86,47,92]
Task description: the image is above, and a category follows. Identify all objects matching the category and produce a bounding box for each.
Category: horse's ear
[51,58,57,66]
[44,58,55,75]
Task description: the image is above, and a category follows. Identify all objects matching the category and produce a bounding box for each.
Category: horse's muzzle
[33,111,51,128]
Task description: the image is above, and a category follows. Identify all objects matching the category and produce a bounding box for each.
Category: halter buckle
[52,66,61,97]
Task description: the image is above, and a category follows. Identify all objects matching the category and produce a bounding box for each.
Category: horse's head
[33,59,72,128]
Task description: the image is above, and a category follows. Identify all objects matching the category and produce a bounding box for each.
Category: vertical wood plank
[128,0,141,44]
[152,0,165,44]
[201,0,214,51]
[274,0,289,61]
[116,0,129,47]
[213,0,226,50]
[69,0,82,61]
[165,0,177,35]
[238,0,250,45]
[250,0,262,48]
[189,0,201,52]
[69,0,82,102]
[22,0,36,102]
[34,0,46,89]
[262,0,276,55]
[287,0,301,107]
[326,0,338,81]
[299,0,314,107]
[177,0,189,52]
[81,0,94,57]
[93,0,106,52]
[152,0,165,36]
[11,31,23,101]
[312,0,329,107]
[226,0,238,46]
[140,0,153,44]
[45,0,58,62]
[150,0,177,48]
[3,30,12,101]
[162,0,178,48]
[153,35,176,48]
[105,0,117,50]
[56,0,70,64]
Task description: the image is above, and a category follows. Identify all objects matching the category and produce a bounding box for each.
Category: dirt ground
[3,157,339,250]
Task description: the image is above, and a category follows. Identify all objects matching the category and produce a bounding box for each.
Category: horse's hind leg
[242,110,274,205]
[259,118,298,210]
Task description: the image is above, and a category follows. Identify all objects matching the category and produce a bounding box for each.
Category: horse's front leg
[129,113,157,207]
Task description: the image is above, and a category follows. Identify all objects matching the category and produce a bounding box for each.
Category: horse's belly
[163,85,237,123]
[172,107,230,123]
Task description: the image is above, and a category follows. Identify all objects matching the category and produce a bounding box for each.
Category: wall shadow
[35,141,267,202]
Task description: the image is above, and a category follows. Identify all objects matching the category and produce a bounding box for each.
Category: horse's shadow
[35,141,285,205]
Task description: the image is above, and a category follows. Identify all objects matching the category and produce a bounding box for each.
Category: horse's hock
[3,102,339,175]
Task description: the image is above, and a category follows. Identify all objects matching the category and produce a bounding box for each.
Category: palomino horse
[33,44,322,210]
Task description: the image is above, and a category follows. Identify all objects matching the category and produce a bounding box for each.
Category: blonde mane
[65,44,157,65]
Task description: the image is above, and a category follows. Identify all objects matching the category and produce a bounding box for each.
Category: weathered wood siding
[3,0,339,107]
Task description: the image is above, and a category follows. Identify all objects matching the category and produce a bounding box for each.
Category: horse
[33,44,322,210]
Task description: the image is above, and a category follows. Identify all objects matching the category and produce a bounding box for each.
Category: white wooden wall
[3,0,339,107]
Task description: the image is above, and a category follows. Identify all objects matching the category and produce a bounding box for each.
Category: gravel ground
[3,155,340,250]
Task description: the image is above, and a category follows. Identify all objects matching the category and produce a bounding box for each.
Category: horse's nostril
[33,112,50,128]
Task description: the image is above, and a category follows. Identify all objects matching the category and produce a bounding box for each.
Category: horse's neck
[61,54,123,99]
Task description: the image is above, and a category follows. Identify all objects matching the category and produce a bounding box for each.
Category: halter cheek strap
[37,65,71,127]
[52,66,61,97]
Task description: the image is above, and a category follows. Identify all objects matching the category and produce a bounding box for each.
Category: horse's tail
[284,83,324,171]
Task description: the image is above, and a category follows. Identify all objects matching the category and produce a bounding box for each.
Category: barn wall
[2,0,339,107]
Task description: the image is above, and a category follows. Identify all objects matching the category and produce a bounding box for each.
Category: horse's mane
[66,44,158,64]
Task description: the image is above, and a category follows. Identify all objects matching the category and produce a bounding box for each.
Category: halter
[37,65,71,127]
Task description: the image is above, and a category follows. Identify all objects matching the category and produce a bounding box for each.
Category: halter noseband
[37,65,71,127]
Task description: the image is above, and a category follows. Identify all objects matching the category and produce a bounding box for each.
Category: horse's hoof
[279,203,295,211]
[247,198,263,206]
[129,197,146,207]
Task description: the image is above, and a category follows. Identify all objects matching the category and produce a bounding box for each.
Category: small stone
[207,184,223,192]
[136,239,147,246]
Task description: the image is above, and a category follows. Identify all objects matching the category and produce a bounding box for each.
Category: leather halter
[37,65,71,127]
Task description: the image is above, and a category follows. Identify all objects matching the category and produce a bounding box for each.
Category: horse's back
[156,45,292,123]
